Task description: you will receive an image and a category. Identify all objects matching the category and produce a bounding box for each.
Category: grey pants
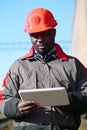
[14,124,78,130]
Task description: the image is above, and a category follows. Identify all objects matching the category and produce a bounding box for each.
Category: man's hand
[18,101,40,115]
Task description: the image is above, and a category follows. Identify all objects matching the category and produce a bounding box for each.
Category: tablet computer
[19,87,69,106]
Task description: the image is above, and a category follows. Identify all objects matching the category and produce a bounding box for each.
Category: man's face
[29,28,56,54]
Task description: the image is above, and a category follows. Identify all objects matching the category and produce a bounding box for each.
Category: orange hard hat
[24,8,58,33]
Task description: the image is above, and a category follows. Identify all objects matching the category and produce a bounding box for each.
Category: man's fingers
[18,101,40,114]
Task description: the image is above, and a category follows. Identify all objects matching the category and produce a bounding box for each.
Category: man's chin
[37,49,50,56]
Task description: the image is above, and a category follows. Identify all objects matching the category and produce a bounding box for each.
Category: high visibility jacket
[0,43,87,130]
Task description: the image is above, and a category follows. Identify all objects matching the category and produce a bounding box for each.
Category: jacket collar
[55,43,68,60]
[21,43,68,61]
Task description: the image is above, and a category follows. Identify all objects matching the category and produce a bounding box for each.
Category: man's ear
[53,28,56,37]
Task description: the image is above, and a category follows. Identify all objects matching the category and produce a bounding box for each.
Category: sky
[0,0,75,87]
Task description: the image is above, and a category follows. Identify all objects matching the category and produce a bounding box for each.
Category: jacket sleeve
[63,58,87,115]
[0,61,23,119]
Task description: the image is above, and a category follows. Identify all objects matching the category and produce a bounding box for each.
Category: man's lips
[38,46,45,49]
[38,44,46,49]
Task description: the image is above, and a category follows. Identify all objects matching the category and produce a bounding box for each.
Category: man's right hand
[18,101,40,115]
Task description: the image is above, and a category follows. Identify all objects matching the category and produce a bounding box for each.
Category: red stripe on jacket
[0,73,8,103]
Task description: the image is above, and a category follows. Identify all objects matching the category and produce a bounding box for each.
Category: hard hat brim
[24,23,57,33]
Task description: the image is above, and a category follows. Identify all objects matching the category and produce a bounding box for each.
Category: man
[0,8,87,130]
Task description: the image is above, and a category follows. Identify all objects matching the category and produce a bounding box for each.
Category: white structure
[71,0,87,67]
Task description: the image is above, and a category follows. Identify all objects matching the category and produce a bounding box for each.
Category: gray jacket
[0,43,87,130]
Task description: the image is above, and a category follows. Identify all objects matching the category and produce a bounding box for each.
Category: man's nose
[37,35,44,41]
